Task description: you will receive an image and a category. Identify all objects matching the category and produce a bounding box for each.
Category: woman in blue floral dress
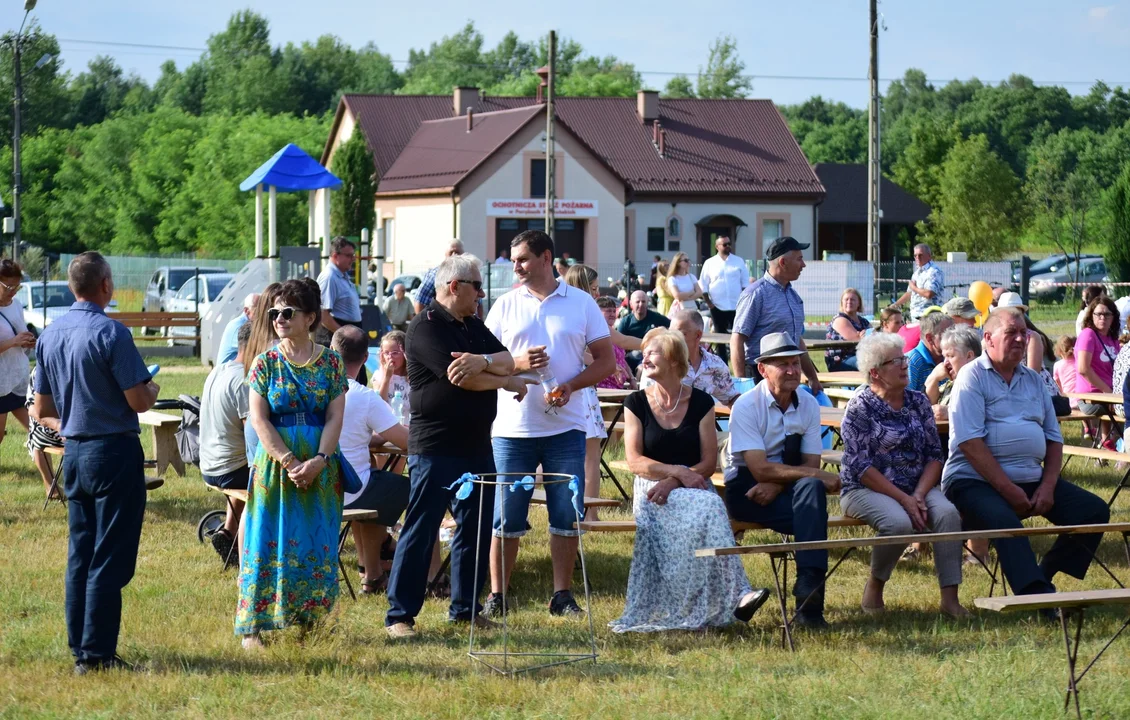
[236,279,351,649]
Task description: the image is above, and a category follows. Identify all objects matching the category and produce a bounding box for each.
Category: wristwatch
[482,354,493,368]
[315,452,330,464]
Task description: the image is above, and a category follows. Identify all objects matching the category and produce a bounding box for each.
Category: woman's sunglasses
[268,306,298,323]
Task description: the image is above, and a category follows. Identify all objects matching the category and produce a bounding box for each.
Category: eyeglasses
[1092,312,1115,319]
[457,280,483,291]
[878,356,909,368]
[268,306,298,323]
[0,279,20,293]
[720,242,732,248]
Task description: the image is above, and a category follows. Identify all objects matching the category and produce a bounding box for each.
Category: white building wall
[459,133,625,269]
[313,110,357,251]
[631,201,816,267]
[387,203,454,275]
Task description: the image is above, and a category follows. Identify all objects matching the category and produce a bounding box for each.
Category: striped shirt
[733,272,805,366]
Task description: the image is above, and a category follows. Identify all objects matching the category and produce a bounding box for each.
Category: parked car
[1012,253,1101,292]
[143,266,227,333]
[166,273,234,342]
[1028,257,1109,301]
[20,281,117,336]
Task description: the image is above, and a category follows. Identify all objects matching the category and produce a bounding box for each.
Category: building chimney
[652,119,660,145]
[466,108,473,132]
[659,129,667,158]
[452,86,479,117]
[637,89,659,123]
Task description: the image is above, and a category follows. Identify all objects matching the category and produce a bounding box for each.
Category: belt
[271,412,325,428]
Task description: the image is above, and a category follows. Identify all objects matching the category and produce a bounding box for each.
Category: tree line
[1,11,1128,279]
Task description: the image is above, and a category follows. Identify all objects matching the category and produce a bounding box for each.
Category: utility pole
[545,30,556,242]
[11,34,23,263]
[867,0,882,306]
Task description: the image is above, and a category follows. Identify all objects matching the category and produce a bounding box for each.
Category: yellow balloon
[968,281,993,315]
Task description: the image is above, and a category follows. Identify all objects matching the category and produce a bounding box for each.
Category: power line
[50,37,1129,87]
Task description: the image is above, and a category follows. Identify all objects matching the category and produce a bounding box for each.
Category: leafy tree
[201,11,290,115]
[695,35,751,99]
[663,76,695,99]
[355,43,404,95]
[559,56,640,97]
[889,110,960,209]
[1026,131,1102,283]
[920,134,1021,259]
[399,22,497,95]
[68,56,147,127]
[1106,165,1130,283]
[331,127,375,237]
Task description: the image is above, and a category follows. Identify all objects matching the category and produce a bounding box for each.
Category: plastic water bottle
[390,390,408,425]
[536,366,561,413]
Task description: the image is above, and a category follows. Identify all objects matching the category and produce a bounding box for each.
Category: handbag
[1051,393,1072,417]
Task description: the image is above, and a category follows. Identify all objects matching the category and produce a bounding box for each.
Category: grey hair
[940,324,982,359]
[856,332,905,381]
[919,311,953,339]
[68,251,112,298]
[914,243,932,257]
[671,308,704,331]
[435,253,482,291]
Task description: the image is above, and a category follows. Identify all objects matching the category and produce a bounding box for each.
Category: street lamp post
[10,0,40,264]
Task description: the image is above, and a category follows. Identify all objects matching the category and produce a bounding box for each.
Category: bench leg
[222,495,239,572]
[768,553,794,652]
[1061,608,1084,720]
[1107,467,1130,508]
[791,548,854,622]
[42,454,64,512]
[337,523,357,601]
[600,457,632,503]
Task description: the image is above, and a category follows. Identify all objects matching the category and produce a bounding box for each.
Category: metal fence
[58,253,249,292]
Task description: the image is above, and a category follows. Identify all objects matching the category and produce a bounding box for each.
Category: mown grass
[2,363,1130,719]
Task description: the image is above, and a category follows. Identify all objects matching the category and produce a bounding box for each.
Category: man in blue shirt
[906,310,952,393]
[215,292,258,365]
[317,236,364,381]
[33,252,159,675]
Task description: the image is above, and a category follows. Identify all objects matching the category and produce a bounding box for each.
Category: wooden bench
[530,488,621,509]
[1061,444,1130,507]
[975,589,1130,720]
[139,410,184,477]
[697,522,1130,651]
[114,311,201,342]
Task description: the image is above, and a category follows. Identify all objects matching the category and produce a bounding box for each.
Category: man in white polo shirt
[484,230,615,618]
[723,332,841,629]
[699,234,749,362]
[330,326,409,595]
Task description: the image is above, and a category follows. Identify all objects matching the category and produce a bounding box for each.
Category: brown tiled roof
[379,106,543,193]
[814,163,931,225]
[333,94,824,198]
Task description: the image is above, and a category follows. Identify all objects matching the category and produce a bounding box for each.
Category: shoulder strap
[0,307,18,336]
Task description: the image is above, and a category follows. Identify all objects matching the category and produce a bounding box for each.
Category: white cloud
[1089,6,1114,20]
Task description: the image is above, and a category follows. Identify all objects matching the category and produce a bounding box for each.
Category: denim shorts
[493,430,585,538]
[202,465,250,491]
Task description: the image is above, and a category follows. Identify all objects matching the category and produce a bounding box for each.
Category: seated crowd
[17,236,1126,674]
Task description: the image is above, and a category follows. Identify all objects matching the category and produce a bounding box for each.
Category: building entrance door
[495,219,586,261]
[698,225,730,261]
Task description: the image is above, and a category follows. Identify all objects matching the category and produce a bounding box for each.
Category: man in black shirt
[385,254,532,639]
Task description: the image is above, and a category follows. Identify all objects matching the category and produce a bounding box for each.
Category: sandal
[361,572,388,595]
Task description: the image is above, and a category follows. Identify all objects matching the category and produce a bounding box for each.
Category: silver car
[1028,257,1109,301]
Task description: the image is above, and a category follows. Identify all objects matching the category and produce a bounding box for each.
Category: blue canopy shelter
[240,143,342,259]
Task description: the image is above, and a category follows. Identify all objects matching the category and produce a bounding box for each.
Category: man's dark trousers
[386,453,496,625]
[945,477,1109,594]
[725,467,828,573]
[709,308,735,363]
[63,434,147,663]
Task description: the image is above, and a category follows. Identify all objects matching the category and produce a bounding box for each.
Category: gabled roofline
[320,96,351,166]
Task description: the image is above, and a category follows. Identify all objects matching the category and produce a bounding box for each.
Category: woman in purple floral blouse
[838,332,969,618]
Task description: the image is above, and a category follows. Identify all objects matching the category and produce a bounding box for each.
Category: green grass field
[2,359,1130,719]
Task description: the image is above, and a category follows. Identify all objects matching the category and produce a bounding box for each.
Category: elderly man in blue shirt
[33,252,160,674]
[906,310,952,393]
[317,236,365,381]
[895,243,945,321]
[730,237,823,395]
[942,307,1109,602]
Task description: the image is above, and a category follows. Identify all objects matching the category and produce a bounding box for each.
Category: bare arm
[447,350,515,384]
[740,449,838,487]
[831,316,864,341]
[564,337,616,393]
[249,391,295,466]
[371,422,408,452]
[123,379,159,413]
[33,393,59,426]
[730,332,747,377]
[1025,334,1044,374]
[797,339,823,395]
[1076,349,1112,393]
[894,290,911,308]
[610,328,641,352]
[924,362,949,404]
[672,278,702,302]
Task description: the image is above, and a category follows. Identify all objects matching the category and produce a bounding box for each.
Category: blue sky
[7,0,1129,107]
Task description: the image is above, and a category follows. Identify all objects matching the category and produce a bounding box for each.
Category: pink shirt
[1053,357,1079,407]
[898,324,921,354]
[1075,328,1120,393]
[597,344,633,390]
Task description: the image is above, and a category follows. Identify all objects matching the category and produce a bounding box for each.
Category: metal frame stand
[466,473,598,676]
[1058,607,1130,720]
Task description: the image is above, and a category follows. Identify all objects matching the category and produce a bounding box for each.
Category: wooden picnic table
[1067,391,1122,406]
[596,388,634,403]
[701,332,730,345]
[699,334,856,352]
[815,371,864,387]
[138,410,184,477]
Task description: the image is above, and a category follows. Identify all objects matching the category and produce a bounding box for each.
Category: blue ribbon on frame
[445,472,478,501]
[510,475,535,493]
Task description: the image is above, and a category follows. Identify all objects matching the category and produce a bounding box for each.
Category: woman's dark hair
[595,295,619,310]
[277,278,322,333]
[0,258,22,280]
[1082,297,1120,341]
[1081,285,1106,309]
[244,282,283,377]
[1024,316,1056,366]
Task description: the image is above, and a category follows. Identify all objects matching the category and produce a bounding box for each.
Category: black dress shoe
[794,611,830,630]
[74,655,134,675]
[793,572,826,609]
[734,588,771,623]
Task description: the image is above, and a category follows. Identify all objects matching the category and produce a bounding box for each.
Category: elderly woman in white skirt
[839,332,969,617]
[610,328,768,632]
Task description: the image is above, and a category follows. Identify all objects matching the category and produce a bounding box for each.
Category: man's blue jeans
[386,453,496,625]
[492,431,586,538]
[63,434,147,663]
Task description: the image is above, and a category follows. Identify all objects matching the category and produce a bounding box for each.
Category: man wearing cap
[942,297,980,329]
[906,311,953,394]
[731,237,823,395]
[894,243,945,321]
[699,235,750,363]
[724,332,841,629]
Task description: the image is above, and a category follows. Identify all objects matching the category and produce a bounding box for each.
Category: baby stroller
[152,395,222,547]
